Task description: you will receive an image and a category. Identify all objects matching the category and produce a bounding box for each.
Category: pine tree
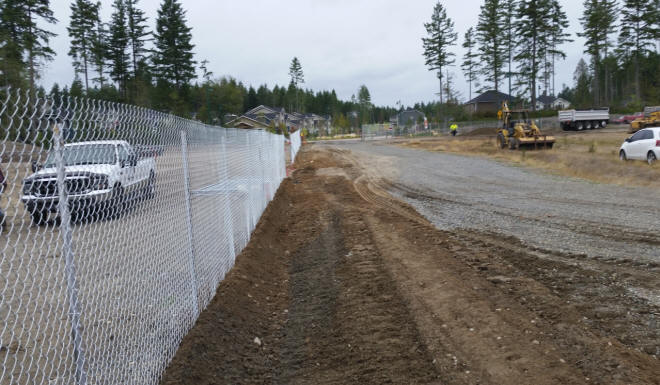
[618,0,658,101]
[514,0,553,111]
[289,57,304,111]
[357,85,372,124]
[152,0,196,88]
[476,0,506,93]
[502,0,516,97]
[0,0,57,89]
[578,0,617,106]
[108,0,130,98]
[90,6,109,88]
[68,0,99,92]
[545,0,572,97]
[461,27,479,102]
[125,0,150,80]
[0,0,27,87]
[422,1,457,104]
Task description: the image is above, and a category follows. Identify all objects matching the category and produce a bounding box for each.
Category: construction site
[160,128,660,384]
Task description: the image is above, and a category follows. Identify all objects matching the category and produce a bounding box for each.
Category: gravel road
[327,141,660,266]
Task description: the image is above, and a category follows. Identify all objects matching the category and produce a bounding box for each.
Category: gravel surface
[325,141,660,265]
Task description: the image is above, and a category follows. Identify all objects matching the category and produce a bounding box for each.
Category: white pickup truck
[558,109,610,131]
[21,140,156,224]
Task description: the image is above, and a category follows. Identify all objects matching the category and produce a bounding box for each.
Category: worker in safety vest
[450,123,458,136]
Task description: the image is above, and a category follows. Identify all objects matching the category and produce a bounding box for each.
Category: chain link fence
[0,88,286,385]
[362,117,565,141]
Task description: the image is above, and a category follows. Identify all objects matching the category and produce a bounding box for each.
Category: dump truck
[629,106,660,133]
[497,102,555,150]
[558,108,610,131]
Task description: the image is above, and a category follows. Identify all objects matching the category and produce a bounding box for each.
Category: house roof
[537,94,555,105]
[465,90,513,105]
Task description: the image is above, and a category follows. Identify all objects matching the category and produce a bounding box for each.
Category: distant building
[464,90,513,113]
[390,109,426,128]
[226,105,329,134]
[535,94,572,110]
[551,97,571,110]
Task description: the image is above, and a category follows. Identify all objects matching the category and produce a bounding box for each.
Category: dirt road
[161,143,659,384]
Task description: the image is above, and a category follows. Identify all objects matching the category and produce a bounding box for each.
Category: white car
[619,127,660,165]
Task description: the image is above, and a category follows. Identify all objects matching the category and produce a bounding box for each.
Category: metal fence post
[180,130,199,316]
[220,133,236,259]
[55,124,87,385]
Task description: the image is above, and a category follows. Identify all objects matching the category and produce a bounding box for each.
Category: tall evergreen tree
[152,0,196,88]
[578,0,617,106]
[90,5,109,88]
[68,0,98,92]
[422,1,457,104]
[545,0,572,97]
[618,0,658,101]
[125,0,150,79]
[514,0,552,110]
[461,27,479,102]
[357,84,372,124]
[288,57,304,111]
[476,0,506,93]
[502,0,517,97]
[0,0,57,89]
[108,0,130,97]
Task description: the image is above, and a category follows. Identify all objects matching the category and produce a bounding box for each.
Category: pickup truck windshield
[44,144,117,167]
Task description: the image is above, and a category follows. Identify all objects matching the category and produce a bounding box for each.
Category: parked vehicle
[619,127,660,165]
[558,108,610,131]
[628,107,660,133]
[21,140,156,225]
[612,113,643,125]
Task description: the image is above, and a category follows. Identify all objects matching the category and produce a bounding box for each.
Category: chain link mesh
[0,88,286,384]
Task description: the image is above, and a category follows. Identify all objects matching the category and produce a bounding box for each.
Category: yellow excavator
[497,102,555,150]
[629,108,660,133]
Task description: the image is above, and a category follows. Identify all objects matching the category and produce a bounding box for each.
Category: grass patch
[398,131,660,189]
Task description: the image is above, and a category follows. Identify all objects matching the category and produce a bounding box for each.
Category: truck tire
[107,185,125,219]
[577,121,585,131]
[145,172,156,200]
[600,120,607,128]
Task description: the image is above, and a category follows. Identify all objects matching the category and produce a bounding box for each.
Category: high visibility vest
[450,124,457,131]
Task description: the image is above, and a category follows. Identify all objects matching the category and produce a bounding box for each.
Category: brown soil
[161,145,660,385]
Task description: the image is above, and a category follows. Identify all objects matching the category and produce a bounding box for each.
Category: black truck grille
[27,177,92,197]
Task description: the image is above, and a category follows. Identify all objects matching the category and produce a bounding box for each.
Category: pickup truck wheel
[30,210,47,226]
[145,172,156,199]
[108,185,125,219]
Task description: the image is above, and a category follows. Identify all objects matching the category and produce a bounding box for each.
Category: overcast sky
[43,0,588,107]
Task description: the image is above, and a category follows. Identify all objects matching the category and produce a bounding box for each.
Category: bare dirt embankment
[161,145,659,385]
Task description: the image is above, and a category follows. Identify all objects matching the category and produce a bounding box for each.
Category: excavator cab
[497,102,555,150]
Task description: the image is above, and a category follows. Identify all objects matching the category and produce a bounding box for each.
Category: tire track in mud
[276,211,439,384]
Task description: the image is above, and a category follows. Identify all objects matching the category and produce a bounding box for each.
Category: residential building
[464,90,513,113]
